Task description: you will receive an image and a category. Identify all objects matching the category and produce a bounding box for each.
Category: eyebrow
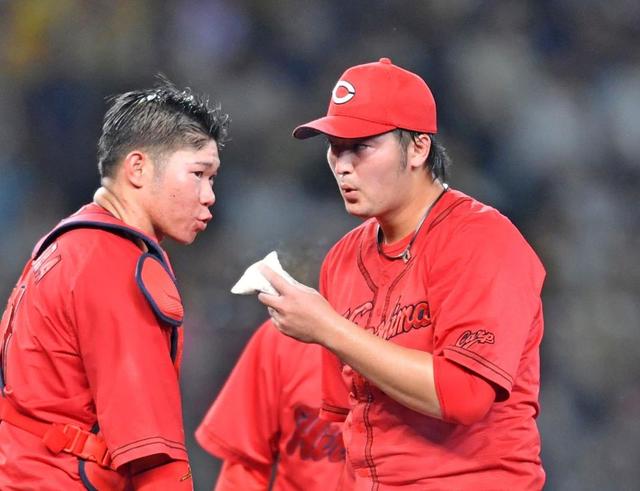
[192,160,220,169]
[327,136,373,145]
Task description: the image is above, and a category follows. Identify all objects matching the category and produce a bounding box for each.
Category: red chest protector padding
[32,211,184,367]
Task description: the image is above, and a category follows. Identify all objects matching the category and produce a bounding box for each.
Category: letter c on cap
[332,80,356,104]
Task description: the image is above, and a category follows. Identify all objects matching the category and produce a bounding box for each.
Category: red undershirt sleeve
[131,460,193,490]
[433,355,495,426]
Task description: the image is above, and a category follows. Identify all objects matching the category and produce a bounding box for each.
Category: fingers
[259,265,290,294]
[258,291,278,307]
[267,306,279,322]
[265,305,284,330]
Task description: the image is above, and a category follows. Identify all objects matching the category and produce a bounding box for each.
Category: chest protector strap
[0,396,112,468]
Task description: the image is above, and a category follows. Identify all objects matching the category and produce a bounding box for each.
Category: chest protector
[2,210,185,380]
[0,210,185,482]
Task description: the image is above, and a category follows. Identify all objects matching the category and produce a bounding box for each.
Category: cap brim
[293,115,396,139]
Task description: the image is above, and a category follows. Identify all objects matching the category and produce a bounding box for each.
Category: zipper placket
[363,382,379,490]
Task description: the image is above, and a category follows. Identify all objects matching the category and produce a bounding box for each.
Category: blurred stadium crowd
[1,1,638,489]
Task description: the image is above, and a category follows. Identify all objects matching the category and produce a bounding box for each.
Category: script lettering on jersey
[32,242,62,284]
[455,329,495,349]
[343,301,374,326]
[286,404,345,463]
[344,296,431,341]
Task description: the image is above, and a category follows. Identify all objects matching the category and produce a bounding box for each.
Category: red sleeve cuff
[443,346,512,400]
[110,437,188,470]
[195,425,272,472]
[319,402,349,423]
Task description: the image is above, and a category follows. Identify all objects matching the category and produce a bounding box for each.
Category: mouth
[340,185,358,201]
[195,216,211,232]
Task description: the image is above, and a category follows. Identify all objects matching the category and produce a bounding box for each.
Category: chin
[344,203,370,219]
[166,232,197,245]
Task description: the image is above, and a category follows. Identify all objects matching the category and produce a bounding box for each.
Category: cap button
[379,57,392,64]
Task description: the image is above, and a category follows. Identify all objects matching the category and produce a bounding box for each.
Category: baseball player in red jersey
[196,319,345,490]
[0,80,229,490]
[258,58,546,489]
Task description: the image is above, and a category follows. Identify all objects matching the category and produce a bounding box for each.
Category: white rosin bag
[231,251,297,295]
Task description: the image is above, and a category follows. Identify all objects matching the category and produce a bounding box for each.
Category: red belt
[0,395,112,469]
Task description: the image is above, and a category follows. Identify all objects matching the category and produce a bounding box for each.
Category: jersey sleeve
[427,212,545,399]
[318,258,350,422]
[213,460,271,491]
[71,235,187,470]
[195,321,280,469]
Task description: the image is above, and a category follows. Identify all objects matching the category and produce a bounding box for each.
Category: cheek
[169,178,199,201]
[159,184,196,216]
[369,169,400,203]
[361,167,387,191]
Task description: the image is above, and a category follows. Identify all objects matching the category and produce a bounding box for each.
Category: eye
[328,143,349,156]
[194,171,204,179]
[208,176,215,186]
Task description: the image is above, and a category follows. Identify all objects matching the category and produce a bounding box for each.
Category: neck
[378,180,445,244]
[93,182,159,241]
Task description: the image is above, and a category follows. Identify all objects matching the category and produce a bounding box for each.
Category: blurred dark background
[1,1,639,489]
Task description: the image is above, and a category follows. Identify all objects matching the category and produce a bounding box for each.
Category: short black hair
[97,76,230,178]
[397,130,451,182]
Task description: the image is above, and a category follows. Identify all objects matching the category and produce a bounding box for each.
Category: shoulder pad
[136,254,184,327]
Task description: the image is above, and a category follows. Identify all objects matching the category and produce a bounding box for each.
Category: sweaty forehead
[193,139,220,160]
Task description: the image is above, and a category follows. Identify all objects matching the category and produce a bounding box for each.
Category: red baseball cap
[293,57,437,139]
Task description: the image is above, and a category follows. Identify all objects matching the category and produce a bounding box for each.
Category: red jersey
[0,204,187,490]
[320,189,546,490]
[196,320,345,491]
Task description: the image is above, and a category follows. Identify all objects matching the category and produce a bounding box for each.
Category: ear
[407,134,431,171]
[120,150,152,188]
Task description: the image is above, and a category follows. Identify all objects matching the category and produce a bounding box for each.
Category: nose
[327,147,353,177]
[201,181,215,208]
[334,157,352,177]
